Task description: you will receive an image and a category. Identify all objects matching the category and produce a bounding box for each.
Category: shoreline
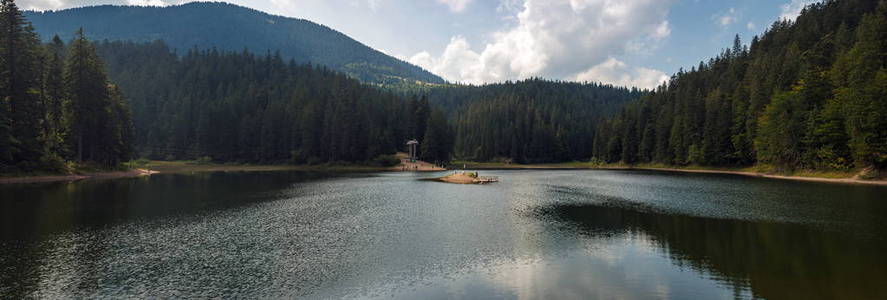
[0,157,444,185]
[603,166,887,186]
[457,162,887,186]
[0,169,158,185]
[4,160,884,186]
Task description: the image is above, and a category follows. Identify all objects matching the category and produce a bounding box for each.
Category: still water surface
[1,170,886,299]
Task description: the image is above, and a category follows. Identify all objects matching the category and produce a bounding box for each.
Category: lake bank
[0,161,391,185]
[0,168,158,184]
[456,161,887,186]
[0,156,452,185]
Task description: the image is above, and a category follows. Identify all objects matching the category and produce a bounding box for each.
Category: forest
[0,0,133,173]
[5,0,886,175]
[593,0,887,171]
[423,81,642,163]
[94,40,453,165]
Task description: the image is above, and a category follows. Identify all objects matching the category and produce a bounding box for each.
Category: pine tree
[420,109,453,165]
[63,28,112,163]
[41,35,64,155]
[1,0,46,170]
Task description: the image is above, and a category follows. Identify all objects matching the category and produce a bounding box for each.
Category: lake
[1,170,886,299]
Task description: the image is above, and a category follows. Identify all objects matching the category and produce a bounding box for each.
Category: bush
[371,154,400,167]
[129,158,151,168]
[306,156,323,166]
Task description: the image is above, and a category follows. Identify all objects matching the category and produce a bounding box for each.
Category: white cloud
[127,0,169,6]
[365,0,381,11]
[19,0,65,10]
[410,0,674,88]
[436,0,471,12]
[780,0,820,21]
[575,57,668,89]
[409,36,485,83]
[746,21,756,30]
[715,7,737,27]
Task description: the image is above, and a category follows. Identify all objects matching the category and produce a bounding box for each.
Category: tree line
[1,0,133,173]
[593,0,887,171]
[94,40,453,165]
[95,38,641,166]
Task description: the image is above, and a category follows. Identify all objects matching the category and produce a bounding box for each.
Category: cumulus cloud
[575,57,668,89]
[436,0,471,12]
[780,0,820,21]
[410,0,673,88]
[19,0,66,10]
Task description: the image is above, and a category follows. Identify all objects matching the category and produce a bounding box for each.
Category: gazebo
[406,139,419,162]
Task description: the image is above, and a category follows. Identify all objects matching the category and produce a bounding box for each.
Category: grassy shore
[134,160,389,174]
[454,160,885,186]
[0,160,392,184]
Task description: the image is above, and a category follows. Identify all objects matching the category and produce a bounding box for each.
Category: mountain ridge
[24,1,445,85]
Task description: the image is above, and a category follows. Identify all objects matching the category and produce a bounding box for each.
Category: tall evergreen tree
[0,0,45,170]
[63,28,112,163]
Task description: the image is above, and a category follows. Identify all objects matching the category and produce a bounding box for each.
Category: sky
[19,0,821,89]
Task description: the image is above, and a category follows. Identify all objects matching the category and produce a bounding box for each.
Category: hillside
[593,0,887,172]
[24,2,445,85]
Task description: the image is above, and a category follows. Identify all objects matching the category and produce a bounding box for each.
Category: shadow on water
[531,200,887,300]
[0,171,353,242]
[0,170,360,298]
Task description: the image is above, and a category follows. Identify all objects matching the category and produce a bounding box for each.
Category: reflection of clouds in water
[475,235,741,300]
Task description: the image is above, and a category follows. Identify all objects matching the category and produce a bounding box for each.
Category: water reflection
[0,171,346,242]
[535,201,887,300]
[2,170,886,299]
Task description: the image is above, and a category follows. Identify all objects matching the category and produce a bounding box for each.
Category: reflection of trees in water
[0,171,344,297]
[537,203,887,300]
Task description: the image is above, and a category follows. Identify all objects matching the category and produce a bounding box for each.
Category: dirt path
[390,153,446,172]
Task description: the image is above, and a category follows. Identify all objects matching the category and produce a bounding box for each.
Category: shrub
[371,154,400,167]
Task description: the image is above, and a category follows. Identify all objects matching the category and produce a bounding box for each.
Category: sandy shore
[389,153,446,172]
[423,172,498,184]
[603,167,887,186]
[460,161,887,186]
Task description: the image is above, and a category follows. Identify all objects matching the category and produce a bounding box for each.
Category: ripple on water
[1,170,886,298]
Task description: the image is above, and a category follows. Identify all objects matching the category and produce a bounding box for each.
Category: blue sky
[21,0,820,88]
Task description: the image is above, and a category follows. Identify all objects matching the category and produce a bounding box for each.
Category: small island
[428,171,499,184]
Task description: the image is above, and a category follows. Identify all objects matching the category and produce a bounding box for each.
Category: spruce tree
[63,28,111,163]
[1,0,45,169]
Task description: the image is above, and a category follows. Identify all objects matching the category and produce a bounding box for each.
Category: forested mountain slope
[95,40,640,165]
[24,2,444,85]
[94,40,452,164]
[593,0,887,171]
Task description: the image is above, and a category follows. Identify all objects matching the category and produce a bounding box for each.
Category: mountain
[24,2,445,85]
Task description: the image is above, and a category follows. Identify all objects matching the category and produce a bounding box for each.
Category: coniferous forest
[3,0,886,174]
[424,81,642,163]
[0,0,133,173]
[592,0,887,171]
[93,40,453,165]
